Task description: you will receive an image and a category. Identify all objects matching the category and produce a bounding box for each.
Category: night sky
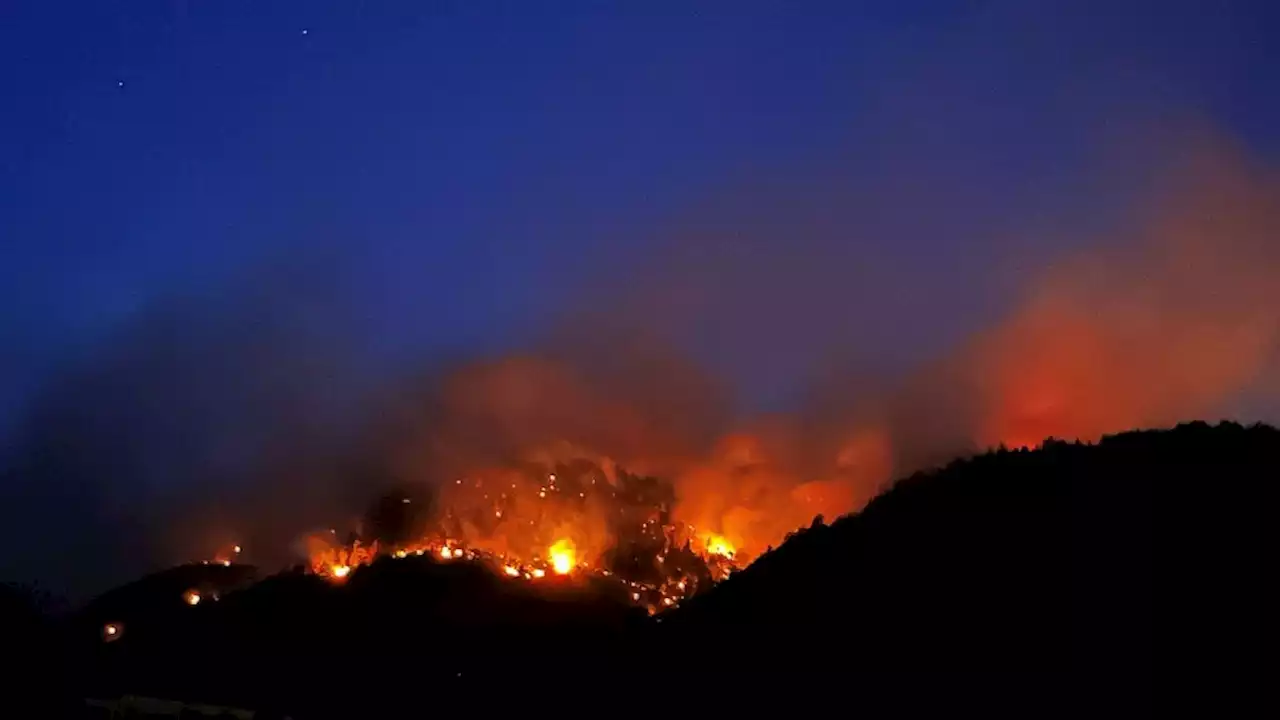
[3,1,1279,593]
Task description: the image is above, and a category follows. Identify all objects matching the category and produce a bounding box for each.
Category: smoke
[5,131,1280,598]
[536,133,1280,559]
[363,135,1280,569]
[0,258,378,597]
[959,142,1280,448]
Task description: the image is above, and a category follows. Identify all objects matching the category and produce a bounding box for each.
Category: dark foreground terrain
[8,421,1258,717]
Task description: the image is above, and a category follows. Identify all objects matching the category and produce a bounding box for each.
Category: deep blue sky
[3,0,1279,424]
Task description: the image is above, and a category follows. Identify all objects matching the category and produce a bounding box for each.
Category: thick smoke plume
[960,145,1280,449]
[342,136,1280,572]
[4,137,1279,598]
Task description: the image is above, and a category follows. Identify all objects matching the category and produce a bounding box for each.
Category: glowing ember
[183,590,201,606]
[233,545,242,554]
[103,623,123,642]
[548,538,576,575]
[503,565,520,577]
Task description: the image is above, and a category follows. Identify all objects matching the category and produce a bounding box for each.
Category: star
[301,29,309,36]
[117,81,125,88]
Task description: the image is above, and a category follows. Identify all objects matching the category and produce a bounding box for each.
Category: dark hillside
[14,422,1263,715]
[658,422,1272,697]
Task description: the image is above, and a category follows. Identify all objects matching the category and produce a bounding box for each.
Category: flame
[183,590,201,606]
[299,458,758,611]
[704,534,736,559]
[548,538,576,574]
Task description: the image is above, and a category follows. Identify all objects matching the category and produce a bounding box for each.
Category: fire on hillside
[299,461,751,614]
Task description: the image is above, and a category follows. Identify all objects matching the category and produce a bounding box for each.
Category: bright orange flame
[704,534,736,559]
[548,538,576,575]
[183,590,201,606]
[503,565,520,577]
[331,564,351,579]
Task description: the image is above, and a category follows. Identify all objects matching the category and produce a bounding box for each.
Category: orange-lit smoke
[379,139,1280,569]
[83,134,1278,590]
[959,143,1280,449]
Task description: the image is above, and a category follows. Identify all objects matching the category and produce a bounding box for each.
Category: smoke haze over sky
[2,1,1279,595]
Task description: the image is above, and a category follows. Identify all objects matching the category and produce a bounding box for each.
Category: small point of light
[402,498,410,504]
[116,81,124,88]
[301,29,309,35]
[233,545,242,554]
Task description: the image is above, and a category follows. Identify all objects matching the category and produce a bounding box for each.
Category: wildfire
[548,538,576,575]
[183,590,201,606]
[298,459,763,613]
[704,534,736,559]
[300,529,739,615]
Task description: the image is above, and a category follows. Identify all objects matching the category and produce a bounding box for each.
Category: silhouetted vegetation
[14,422,1262,716]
